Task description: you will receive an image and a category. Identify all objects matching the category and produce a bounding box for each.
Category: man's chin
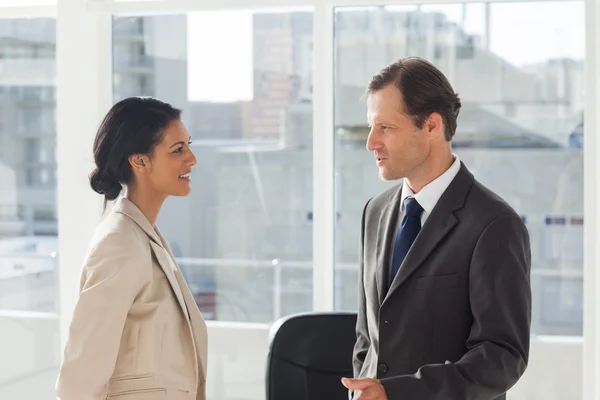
[378,169,402,182]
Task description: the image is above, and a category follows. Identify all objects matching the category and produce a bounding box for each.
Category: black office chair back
[266,312,358,400]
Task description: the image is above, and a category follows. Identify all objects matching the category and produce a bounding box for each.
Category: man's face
[366,84,432,181]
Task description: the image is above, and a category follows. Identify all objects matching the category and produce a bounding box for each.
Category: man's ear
[425,112,444,139]
[129,154,149,172]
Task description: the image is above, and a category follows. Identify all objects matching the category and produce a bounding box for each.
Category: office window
[333,0,584,334]
[23,137,40,163]
[333,3,584,398]
[112,11,314,324]
[0,18,59,400]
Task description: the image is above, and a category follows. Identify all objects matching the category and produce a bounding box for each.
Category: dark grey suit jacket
[352,163,531,400]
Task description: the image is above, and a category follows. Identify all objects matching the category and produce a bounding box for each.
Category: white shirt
[400,154,461,227]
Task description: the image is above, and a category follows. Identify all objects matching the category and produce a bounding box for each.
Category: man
[341,57,531,400]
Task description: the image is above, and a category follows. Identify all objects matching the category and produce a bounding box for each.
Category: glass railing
[0,253,60,397]
[0,252,584,334]
[0,253,58,314]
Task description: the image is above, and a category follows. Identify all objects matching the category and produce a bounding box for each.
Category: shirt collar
[400,154,461,215]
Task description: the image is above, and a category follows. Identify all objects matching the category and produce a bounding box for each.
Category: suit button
[378,363,388,373]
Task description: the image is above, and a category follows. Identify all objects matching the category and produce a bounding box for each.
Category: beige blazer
[56,198,207,400]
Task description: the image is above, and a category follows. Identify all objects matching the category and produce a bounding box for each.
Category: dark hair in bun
[90,96,182,205]
[89,168,122,201]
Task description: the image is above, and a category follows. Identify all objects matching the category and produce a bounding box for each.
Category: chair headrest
[268,312,357,372]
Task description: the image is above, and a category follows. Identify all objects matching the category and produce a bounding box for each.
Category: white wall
[0,312,60,400]
[0,313,581,400]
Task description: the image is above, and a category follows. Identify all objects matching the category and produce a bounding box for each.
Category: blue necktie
[390,197,423,283]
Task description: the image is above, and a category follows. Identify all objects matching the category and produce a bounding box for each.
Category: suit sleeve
[56,232,148,400]
[381,214,532,400]
[353,199,372,378]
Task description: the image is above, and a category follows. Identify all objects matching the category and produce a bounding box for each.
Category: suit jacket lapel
[384,211,458,301]
[112,197,207,382]
[150,241,190,322]
[383,164,474,304]
[154,227,208,382]
[174,267,208,382]
[375,186,402,305]
[113,198,190,323]
[113,197,161,244]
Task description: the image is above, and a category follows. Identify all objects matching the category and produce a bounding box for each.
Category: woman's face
[136,119,197,198]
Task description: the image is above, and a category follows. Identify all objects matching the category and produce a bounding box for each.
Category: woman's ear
[129,154,149,172]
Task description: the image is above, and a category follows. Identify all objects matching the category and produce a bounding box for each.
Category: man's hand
[341,377,388,400]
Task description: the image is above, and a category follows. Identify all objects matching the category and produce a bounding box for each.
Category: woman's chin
[173,179,192,196]
[167,186,192,197]
[175,188,192,197]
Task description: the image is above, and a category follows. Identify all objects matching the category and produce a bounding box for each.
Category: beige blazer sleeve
[56,230,150,400]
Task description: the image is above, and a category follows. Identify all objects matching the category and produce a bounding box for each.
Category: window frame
[1,0,591,396]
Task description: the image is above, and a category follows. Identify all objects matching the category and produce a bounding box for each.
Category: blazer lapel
[383,164,474,303]
[154,227,208,382]
[150,241,190,322]
[174,267,208,382]
[113,197,190,323]
[384,211,458,301]
[113,198,207,382]
[375,186,402,305]
[113,197,161,244]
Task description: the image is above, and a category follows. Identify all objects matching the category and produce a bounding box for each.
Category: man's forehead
[367,100,406,119]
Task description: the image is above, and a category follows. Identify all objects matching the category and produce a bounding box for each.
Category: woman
[56,97,207,400]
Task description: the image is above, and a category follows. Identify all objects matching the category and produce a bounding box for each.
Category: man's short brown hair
[366,57,462,141]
